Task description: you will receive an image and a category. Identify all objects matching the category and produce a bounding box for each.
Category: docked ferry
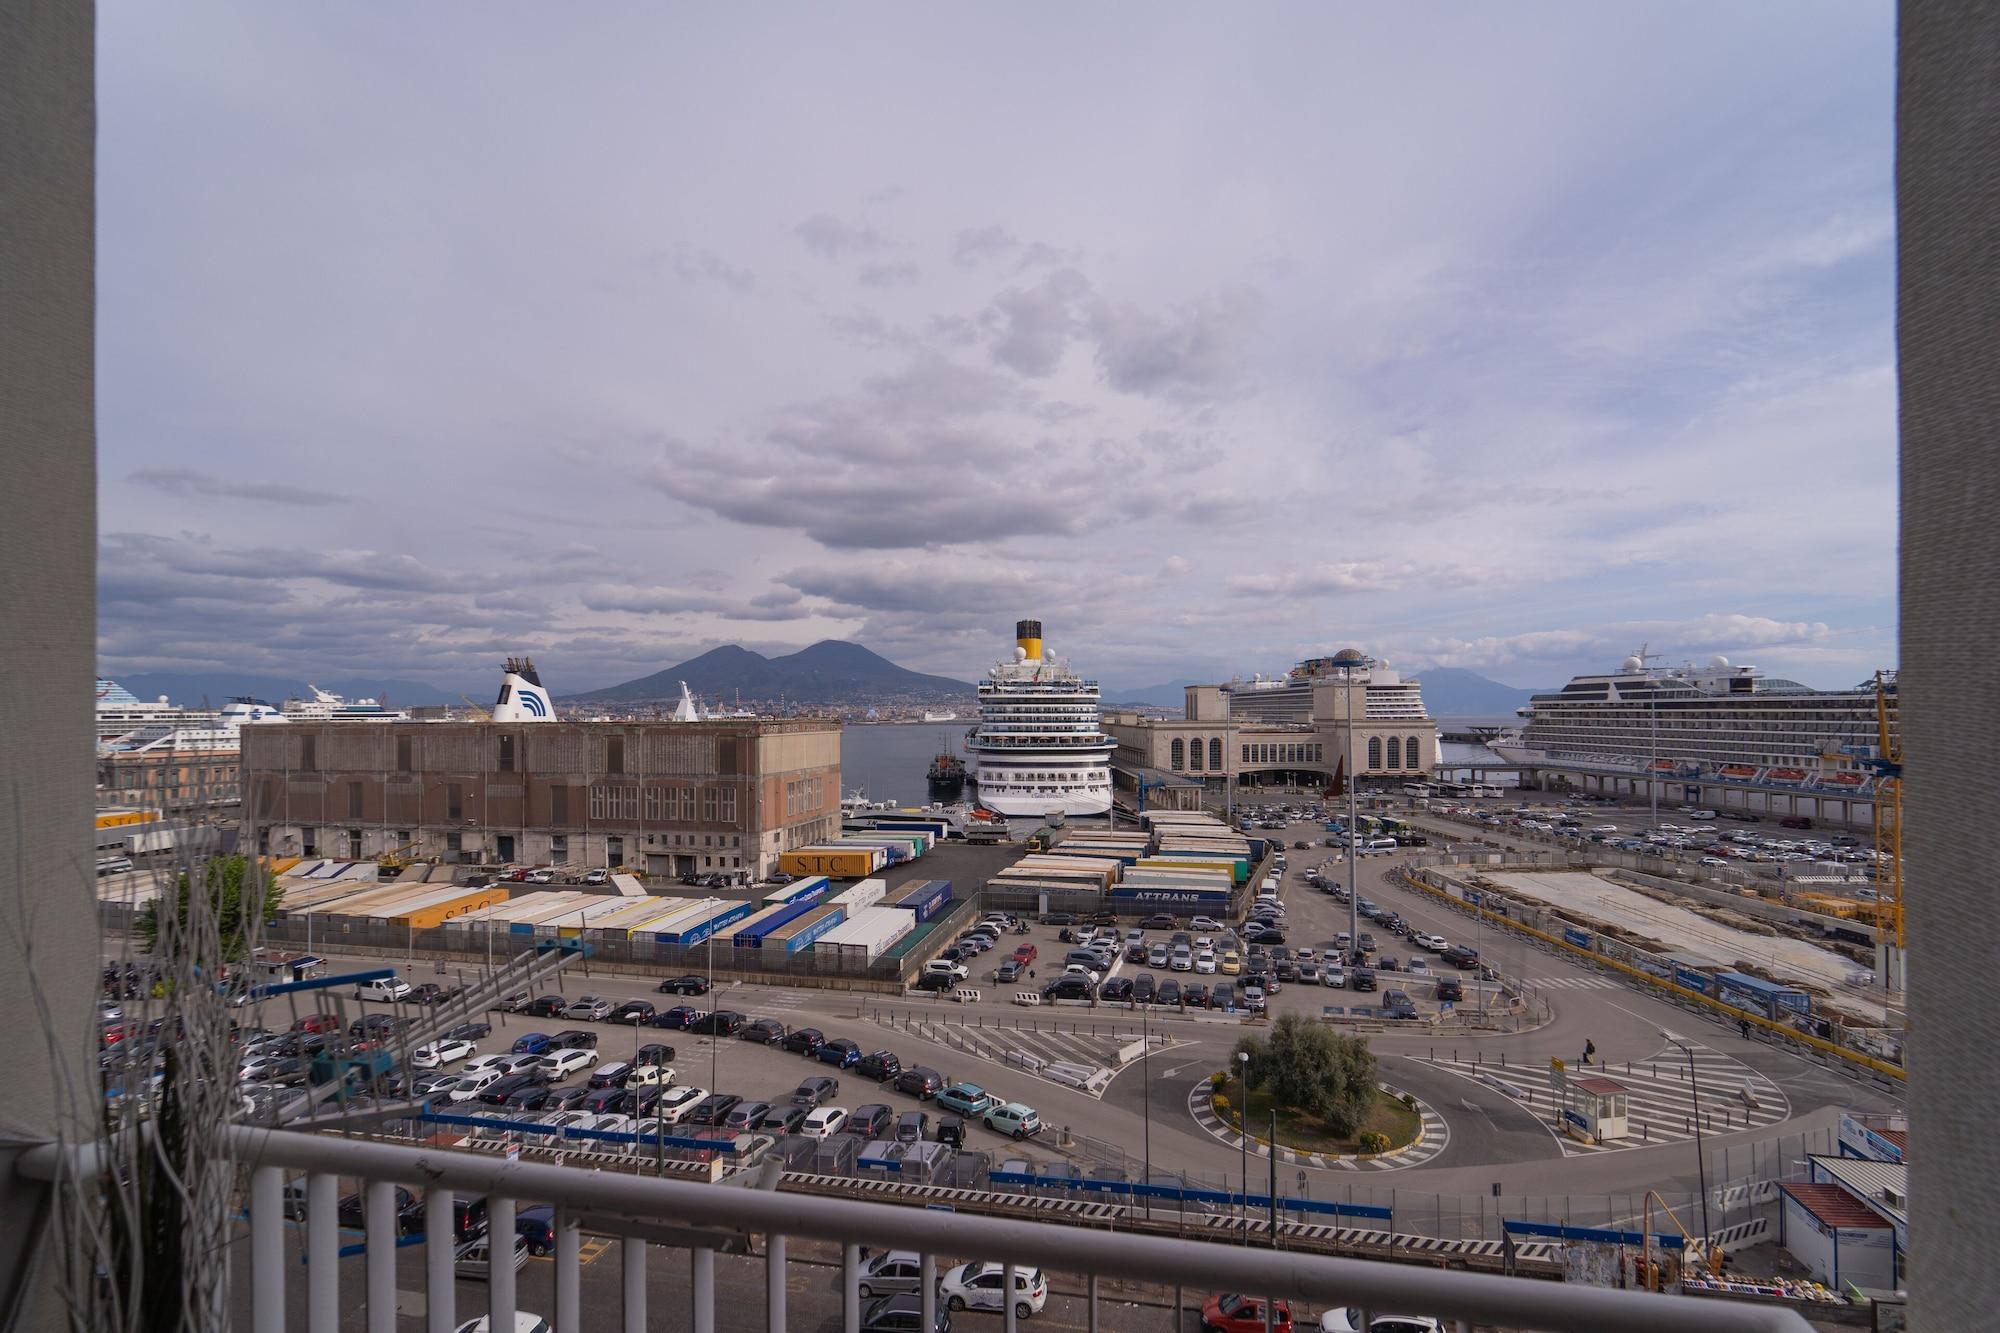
[964,619,1115,818]
[1489,651,1895,796]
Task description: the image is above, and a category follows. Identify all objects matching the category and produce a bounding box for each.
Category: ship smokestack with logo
[1015,619,1043,662]
[491,657,554,722]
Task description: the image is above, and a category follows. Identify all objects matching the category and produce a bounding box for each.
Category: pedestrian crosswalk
[874,1012,1176,1097]
[1420,1041,1791,1155]
[1520,976,1620,990]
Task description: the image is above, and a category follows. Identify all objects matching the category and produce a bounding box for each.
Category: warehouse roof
[1778,1182,1891,1230]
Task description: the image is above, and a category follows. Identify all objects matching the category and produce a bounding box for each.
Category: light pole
[1140,1003,1152,1217]
[1237,1051,1251,1240]
[1346,665,1360,960]
[1662,1031,1712,1251]
[1649,700,1660,832]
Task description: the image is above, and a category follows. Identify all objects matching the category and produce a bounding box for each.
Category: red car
[290,1012,340,1035]
[1011,944,1037,965]
[1201,1293,1294,1333]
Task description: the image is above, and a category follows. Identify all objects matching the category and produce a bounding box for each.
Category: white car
[1190,916,1222,932]
[627,1064,674,1088]
[1322,965,1346,988]
[803,1106,849,1138]
[652,1085,706,1125]
[1194,950,1217,975]
[449,1070,504,1103]
[412,1038,476,1070]
[1405,958,1430,975]
[1320,1309,1443,1332]
[353,977,412,1003]
[541,1111,605,1135]
[543,1048,599,1079]
[581,868,609,885]
[462,1053,519,1077]
[924,960,968,982]
[938,1262,1048,1318]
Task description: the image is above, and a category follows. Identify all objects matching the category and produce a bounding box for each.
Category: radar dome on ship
[1710,655,1731,670]
[1622,655,1644,672]
[1332,648,1366,665]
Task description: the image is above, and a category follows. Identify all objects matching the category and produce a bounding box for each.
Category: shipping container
[536,895,650,938]
[867,819,951,843]
[812,904,915,960]
[649,900,756,946]
[778,847,883,880]
[884,878,951,923]
[833,835,921,863]
[372,883,510,929]
[731,897,823,947]
[574,895,701,939]
[1713,971,1812,1020]
[760,904,847,954]
[830,878,888,911]
[760,875,831,909]
[613,897,726,940]
[1111,886,1233,908]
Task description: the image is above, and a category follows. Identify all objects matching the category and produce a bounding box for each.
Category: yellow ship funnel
[1015,619,1043,661]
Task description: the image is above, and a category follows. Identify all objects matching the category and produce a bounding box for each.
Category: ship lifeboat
[1822,772,1866,787]
[1719,764,1758,779]
[1649,759,1676,772]
[1765,768,1809,783]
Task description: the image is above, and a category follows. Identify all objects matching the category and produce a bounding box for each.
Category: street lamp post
[1140,1003,1152,1217]
[1237,1051,1251,1241]
[1346,666,1360,958]
[1663,1032,1713,1252]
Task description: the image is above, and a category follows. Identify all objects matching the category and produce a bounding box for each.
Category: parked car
[510,1033,553,1056]
[541,1047,599,1079]
[515,1205,558,1256]
[782,1027,826,1055]
[936,1083,998,1117]
[522,995,568,1019]
[443,1021,492,1043]
[634,1042,675,1067]
[856,1249,929,1299]
[497,993,533,1014]
[861,1293,949,1333]
[741,1018,787,1044]
[452,1233,528,1281]
[549,1029,599,1050]
[894,1067,945,1100]
[895,1110,929,1144]
[683,1093,741,1126]
[656,975,711,996]
[857,1050,902,1081]
[816,1038,863,1068]
[762,1103,809,1136]
[849,1103,894,1139]
[1201,1292,1295,1333]
[793,1075,841,1107]
[1316,1311,1441,1332]
[982,1102,1042,1139]
[723,1100,774,1132]
[412,1038,476,1070]
[651,1005,701,1030]
[939,1263,1047,1319]
[608,999,657,1024]
[803,1106,849,1138]
[690,1010,745,1036]
[1434,977,1463,1003]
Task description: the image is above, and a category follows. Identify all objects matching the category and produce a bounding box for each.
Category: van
[1360,838,1399,855]
[96,856,135,877]
[353,976,413,1002]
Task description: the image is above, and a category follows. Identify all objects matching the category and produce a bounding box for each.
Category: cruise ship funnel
[1015,618,1043,661]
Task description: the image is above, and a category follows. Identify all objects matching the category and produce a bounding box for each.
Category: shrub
[1400,1092,1416,1110]
[1358,1131,1390,1154]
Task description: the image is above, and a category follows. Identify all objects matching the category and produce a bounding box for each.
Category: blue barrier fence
[236,966,395,1002]
[1503,1219,1684,1249]
[985,1170,1392,1220]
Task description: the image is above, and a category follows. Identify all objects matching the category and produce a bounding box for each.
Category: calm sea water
[840,722,1511,802]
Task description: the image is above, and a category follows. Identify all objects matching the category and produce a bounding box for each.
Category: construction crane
[459,694,493,721]
[1868,670,1902,965]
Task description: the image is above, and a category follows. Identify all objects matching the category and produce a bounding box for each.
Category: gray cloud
[983,268,1091,377]
[953,225,1018,268]
[795,213,889,259]
[858,260,922,289]
[129,467,346,507]
[673,247,755,293]
[1087,289,1258,398]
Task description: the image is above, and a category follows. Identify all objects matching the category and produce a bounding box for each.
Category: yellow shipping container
[385,883,511,929]
[778,849,876,880]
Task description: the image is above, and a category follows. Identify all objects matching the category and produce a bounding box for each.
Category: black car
[856,1050,902,1081]
[1131,973,1157,1004]
[935,1115,965,1148]
[442,1021,492,1043]
[1434,977,1464,1003]
[894,1067,945,1100]
[349,1014,409,1042]
[1248,927,1287,946]
[1139,913,1177,931]
[550,1029,598,1050]
[1158,979,1182,1006]
[523,995,569,1019]
[609,1000,657,1024]
[1441,945,1481,969]
[1040,976,1093,1002]
[781,1027,826,1056]
[1100,977,1134,1001]
[741,1018,787,1044]
[337,1185,424,1235]
[501,1084,553,1111]
[650,1005,700,1030]
[410,983,456,1006]
[1213,982,1236,1010]
[684,1092,742,1126]
[656,975,711,996]
[477,1073,547,1106]
[635,1042,676,1067]
[1382,990,1418,1019]
[691,1010,745,1036]
[911,972,957,993]
[1274,961,1299,984]
[1183,983,1211,1009]
[793,1075,840,1106]
[582,1086,634,1116]
[1351,968,1378,992]
[1042,913,1076,926]
[850,1103,894,1139]
[543,1084,591,1111]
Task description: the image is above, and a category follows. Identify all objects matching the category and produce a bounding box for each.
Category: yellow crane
[459,694,493,721]
[1870,670,1902,958]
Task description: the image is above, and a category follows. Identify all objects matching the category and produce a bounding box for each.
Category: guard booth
[1552,1059,1630,1144]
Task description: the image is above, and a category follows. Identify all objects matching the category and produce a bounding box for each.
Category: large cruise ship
[1489,650,1896,800]
[965,619,1115,818]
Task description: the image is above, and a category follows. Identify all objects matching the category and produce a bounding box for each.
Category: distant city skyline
[95,5,1895,694]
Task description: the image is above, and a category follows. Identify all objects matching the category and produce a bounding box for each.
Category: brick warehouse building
[240,718,842,879]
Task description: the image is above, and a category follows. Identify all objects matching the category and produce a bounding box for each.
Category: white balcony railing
[20,1126,1815,1333]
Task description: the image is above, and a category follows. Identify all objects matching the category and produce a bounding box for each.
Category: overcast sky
[97,4,1896,694]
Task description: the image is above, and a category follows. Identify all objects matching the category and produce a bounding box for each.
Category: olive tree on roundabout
[1230,1011,1380,1137]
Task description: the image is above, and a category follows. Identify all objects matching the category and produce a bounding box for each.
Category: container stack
[760,903,848,954]
[812,905,917,961]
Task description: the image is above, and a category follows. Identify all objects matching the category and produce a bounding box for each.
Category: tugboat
[926,747,968,803]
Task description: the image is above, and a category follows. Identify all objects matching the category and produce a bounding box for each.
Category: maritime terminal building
[240,662,842,879]
[1102,649,1440,805]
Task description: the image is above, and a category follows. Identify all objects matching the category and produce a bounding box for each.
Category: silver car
[856,1249,928,1299]
[564,995,613,1021]
[454,1233,528,1280]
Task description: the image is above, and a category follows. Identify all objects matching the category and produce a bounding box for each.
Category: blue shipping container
[887,878,951,923]
[761,876,830,909]
[732,897,820,947]
[1714,971,1811,1019]
[773,905,847,954]
[1110,887,1231,907]
[1562,926,1592,949]
[1673,965,1713,995]
[652,901,754,946]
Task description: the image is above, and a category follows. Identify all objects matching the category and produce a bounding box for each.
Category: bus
[1469,782,1505,798]
[1402,782,1435,798]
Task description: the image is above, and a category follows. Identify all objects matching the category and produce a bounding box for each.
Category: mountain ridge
[566,640,974,704]
[1409,666,1545,717]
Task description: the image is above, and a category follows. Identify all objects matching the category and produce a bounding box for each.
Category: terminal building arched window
[1367,736,1382,770]
[1188,739,1203,770]
[1387,736,1402,769]
[1407,735,1421,769]
[1210,738,1223,769]
[1170,738,1185,770]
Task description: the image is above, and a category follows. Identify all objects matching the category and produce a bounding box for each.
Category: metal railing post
[556,1209,581,1331]
[843,1243,861,1333]
[308,1174,339,1333]
[251,1167,285,1333]
[366,1180,397,1333]
[920,1252,937,1333]
[489,1198,516,1332]
[623,1238,647,1333]
[1004,1261,1018,1333]
[1088,1273,1100,1333]
[767,1233,787,1332]
[426,1190,455,1333]
[692,1246,715,1333]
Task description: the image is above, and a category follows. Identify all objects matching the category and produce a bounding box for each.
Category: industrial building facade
[241,718,841,878]
[1101,650,1439,797]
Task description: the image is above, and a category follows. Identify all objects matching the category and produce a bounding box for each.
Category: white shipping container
[831,878,888,910]
[812,904,915,959]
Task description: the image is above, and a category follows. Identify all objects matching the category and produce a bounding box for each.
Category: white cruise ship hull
[975,786,1114,818]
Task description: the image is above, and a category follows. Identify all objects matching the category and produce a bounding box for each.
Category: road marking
[1160,1066,1187,1080]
